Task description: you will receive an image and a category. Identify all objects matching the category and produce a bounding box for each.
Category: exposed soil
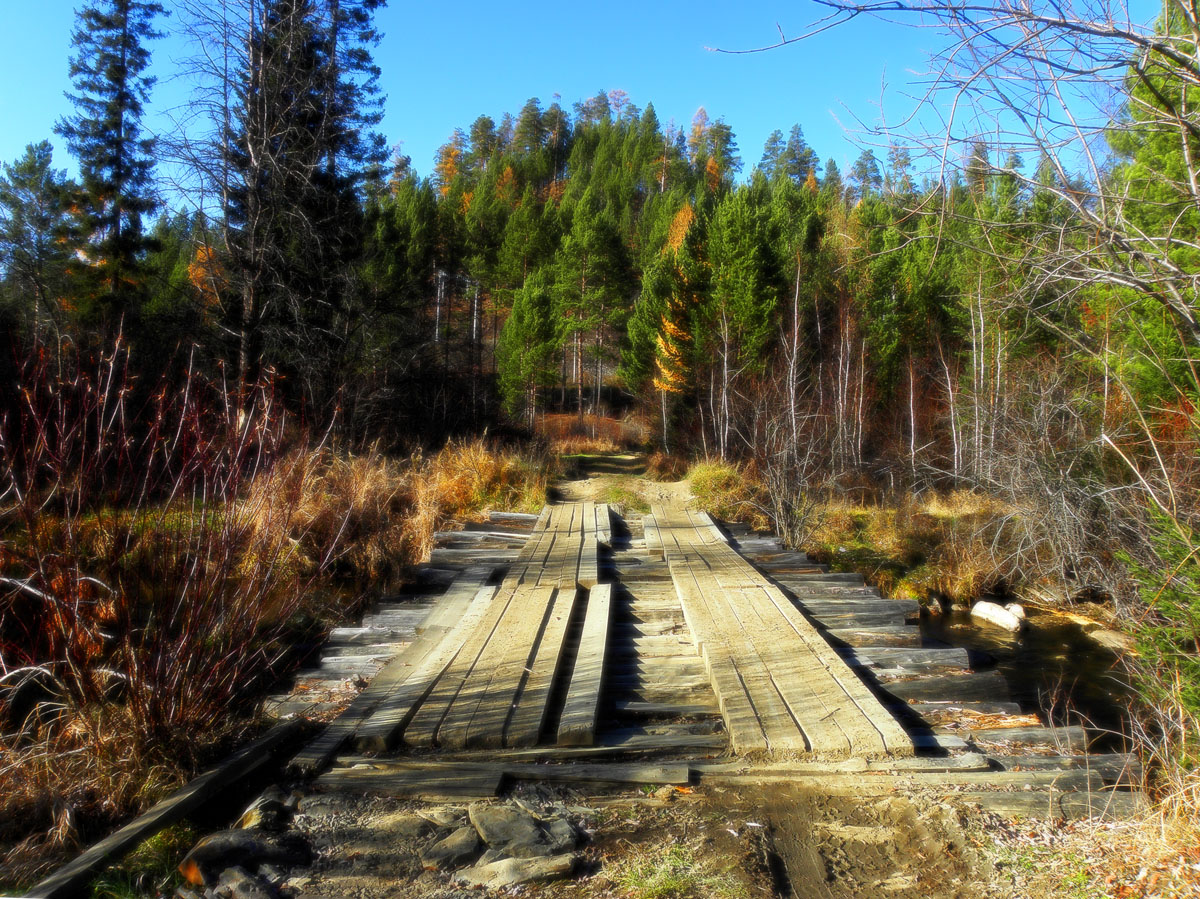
[554,453,691,508]
[740,783,986,898]
[284,780,998,899]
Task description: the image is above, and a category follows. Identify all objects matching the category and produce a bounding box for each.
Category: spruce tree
[56,0,163,329]
[225,0,384,406]
[782,124,818,182]
[0,142,75,339]
[759,129,786,179]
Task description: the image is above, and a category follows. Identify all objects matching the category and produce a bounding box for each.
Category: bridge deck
[348,500,912,760]
[653,504,913,759]
[355,501,612,751]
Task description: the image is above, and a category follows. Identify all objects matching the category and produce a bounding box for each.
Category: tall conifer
[56,0,164,328]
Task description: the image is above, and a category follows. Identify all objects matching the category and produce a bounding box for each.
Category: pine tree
[848,150,882,202]
[782,124,818,182]
[497,268,561,425]
[822,158,844,205]
[704,182,780,456]
[225,0,374,403]
[55,0,164,329]
[759,130,786,179]
[0,142,75,339]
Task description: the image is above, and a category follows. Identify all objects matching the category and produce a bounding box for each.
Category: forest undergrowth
[0,347,553,889]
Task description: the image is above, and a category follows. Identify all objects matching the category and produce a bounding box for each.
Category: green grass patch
[90,824,197,899]
[686,460,769,531]
[613,844,748,899]
[602,484,649,514]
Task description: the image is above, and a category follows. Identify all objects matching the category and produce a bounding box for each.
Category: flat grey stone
[375,811,435,841]
[543,818,578,853]
[419,825,481,870]
[469,803,540,845]
[478,848,506,865]
[454,853,576,888]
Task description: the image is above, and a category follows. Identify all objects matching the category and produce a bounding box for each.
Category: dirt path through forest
[554,452,690,508]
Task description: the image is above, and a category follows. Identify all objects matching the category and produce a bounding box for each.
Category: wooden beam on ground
[884,670,1010,704]
[401,585,510,748]
[30,722,302,899]
[450,585,558,750]
[558,584,613,746]
[595,503,613,547]
[330,759,690,787]
[314,765,503,800]
[505,587,579,747]
[643,515,663,560]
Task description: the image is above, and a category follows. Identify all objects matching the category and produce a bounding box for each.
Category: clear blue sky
[0,1,1162,193]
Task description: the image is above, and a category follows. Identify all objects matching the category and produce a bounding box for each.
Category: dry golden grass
[234,438,552,587]
[808,492,1020,604]
[536,413,645,454]
[646,450,689,482]
[0,438,551,888]
[0,710,196,888]
[686,460,772,531]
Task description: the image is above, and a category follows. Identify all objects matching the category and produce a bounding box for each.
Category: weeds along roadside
[0,340,553,888]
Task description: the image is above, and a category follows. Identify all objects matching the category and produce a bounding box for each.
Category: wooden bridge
[25,497,1151,899]
[271,499,1143,819]
[287,501,913,768]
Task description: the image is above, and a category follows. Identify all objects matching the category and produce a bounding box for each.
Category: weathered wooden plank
[796,598,921,616]
[30,722,302,899]
[993,753,1142,785]
[488,510,540,524]
[335,760,690,786]
[416,564,496,635]
[402,585,511,748]
[884,670,1011,703]
[961,789,1147,820]
[757,583,913,757]
[824,625,923,648]
[615,699,722,717]
[504,586,578,747]
[293,619,452,772]
[907,700,1023,716]
[966,724,1090,752]
[315,765,503,800]
[643,515,663,560]
[663,525,768,754]
[353,585,498,753]
[441,585,557,750]
[558,584,613,746]
[715,574,844,754]
[578,539,600,590]
[595,503,613,548]
[478,729,728,761]
[840,646,973,673]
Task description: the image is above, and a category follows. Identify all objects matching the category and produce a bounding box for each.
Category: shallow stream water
[921,608,1134,749]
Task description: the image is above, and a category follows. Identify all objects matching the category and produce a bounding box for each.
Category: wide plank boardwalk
[350,500,913,760]
[355,501,605,752]
[652,503,914,759]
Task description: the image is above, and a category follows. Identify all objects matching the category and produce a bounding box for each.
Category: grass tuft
[686,460,771,531]
[646,451,689,482]
[536,413,645,454]
[613,843,748,899]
